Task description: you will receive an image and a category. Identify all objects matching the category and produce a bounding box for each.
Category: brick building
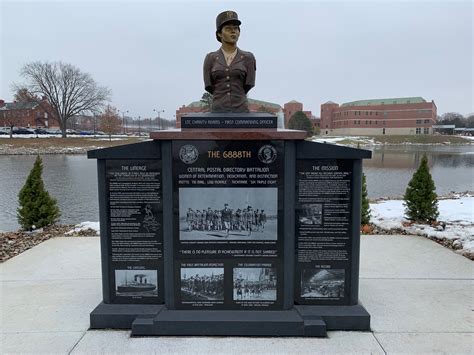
[175,98,282,128]
[320,97,437,135]
[0,99,57,128]
[283,100,315,126]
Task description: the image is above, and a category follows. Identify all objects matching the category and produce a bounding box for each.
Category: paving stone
[360,279,473,333]
[360,235,473,280]
[374,332,474,354]
[71,330,384,354]
[1,331,85,354]
[0,237,101,281]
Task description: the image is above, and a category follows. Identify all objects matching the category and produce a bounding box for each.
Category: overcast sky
[1,0,472,120]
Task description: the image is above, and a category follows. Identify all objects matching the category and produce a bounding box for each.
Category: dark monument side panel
[295,159,353,305]
[172,140,284,310]
[105,159,164,304]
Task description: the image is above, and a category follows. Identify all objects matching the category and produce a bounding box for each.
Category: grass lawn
[0,137,145,149]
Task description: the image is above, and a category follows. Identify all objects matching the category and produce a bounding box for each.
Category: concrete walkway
[1,235,472,354]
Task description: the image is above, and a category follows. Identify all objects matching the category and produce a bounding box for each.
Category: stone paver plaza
[1,235,472,354]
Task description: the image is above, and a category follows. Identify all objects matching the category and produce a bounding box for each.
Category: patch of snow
[66,221,100,235]
[90,138,128,141]
[311,135,376,146]
[371,197,474,255]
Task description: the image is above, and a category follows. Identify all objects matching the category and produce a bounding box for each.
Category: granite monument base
[91,302,370,336]
[87,118,372,337]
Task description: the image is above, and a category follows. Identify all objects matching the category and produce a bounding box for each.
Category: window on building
[366,111,368,115]
[370,112,372,116]
[358,120,360,124]
[416,128,421,134]
[354,120,357,124]
[416,120,422,124]
[423,128,429,134]
[369,120,372,124]
[365,120,368,124]
[375,112,378,116]
[424,119,430,123]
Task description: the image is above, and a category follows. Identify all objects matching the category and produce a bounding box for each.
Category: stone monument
[88,10,371,336]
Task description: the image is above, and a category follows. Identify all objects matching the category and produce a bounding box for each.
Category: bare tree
[16,61,111,137]
[99,105,122,140]
[14,88,37,102]
[440,112,465,127]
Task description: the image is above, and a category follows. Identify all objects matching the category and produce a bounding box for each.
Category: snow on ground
[371,195,474,256]
[311,136,377,145]
[66,221,100,235]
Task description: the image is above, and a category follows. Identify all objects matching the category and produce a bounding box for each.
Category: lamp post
[153,109,165,130]
[119,110,129,135]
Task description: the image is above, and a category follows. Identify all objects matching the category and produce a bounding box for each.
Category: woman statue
[203,11,256,113]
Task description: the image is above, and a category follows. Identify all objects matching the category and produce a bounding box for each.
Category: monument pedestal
[88,118,371,337]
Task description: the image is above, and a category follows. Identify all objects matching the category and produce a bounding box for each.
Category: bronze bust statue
[203,11,256,113]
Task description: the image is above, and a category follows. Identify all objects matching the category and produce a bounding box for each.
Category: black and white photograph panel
[180,267,224,301]
[233,267,277,301]
[179,187,278,241]
[301,269,345,298]
[299,203,323,225]
[115,269,158,297]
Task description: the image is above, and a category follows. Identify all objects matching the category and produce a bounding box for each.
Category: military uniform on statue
[203,11,256,113]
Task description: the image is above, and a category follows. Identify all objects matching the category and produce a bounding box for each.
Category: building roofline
[341,97,427,107]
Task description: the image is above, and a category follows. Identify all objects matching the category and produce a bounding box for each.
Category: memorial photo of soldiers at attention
[301,269,345,298]
[233,267,277,301]
[115,270,158,297]
[299,203,323,225]
[179,187,277,241]
[180,268,224,301]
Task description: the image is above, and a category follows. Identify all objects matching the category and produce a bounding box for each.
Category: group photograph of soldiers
[301,269,345,299]
[180,268,224,301]
[179,187,278,241]
[233,267,277,301]
[299,203,323,226]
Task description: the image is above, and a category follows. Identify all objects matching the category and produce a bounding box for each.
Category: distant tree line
[438,112,474,128]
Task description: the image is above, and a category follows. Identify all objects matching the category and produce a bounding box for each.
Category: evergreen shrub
[403,154,439,223]
[17,156,60,230]
[361,173,371,225]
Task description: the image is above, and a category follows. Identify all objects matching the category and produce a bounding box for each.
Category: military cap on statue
[215,10,241,42]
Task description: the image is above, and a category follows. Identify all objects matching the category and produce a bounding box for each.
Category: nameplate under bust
[181,113,278,129]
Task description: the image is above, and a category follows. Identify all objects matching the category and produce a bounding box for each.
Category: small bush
[288,111,313,136]
[17,156,60,230]
[361,173,371,225]
[403,154,439,223]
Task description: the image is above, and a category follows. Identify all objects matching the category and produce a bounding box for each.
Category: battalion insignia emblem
[179,144,199,164]
[258,145,277,164]
[226,11,235,19]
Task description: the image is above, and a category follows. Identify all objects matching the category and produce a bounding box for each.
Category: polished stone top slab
[150,128,307,140]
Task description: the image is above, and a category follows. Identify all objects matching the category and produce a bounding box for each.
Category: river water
[0,145,472,232]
